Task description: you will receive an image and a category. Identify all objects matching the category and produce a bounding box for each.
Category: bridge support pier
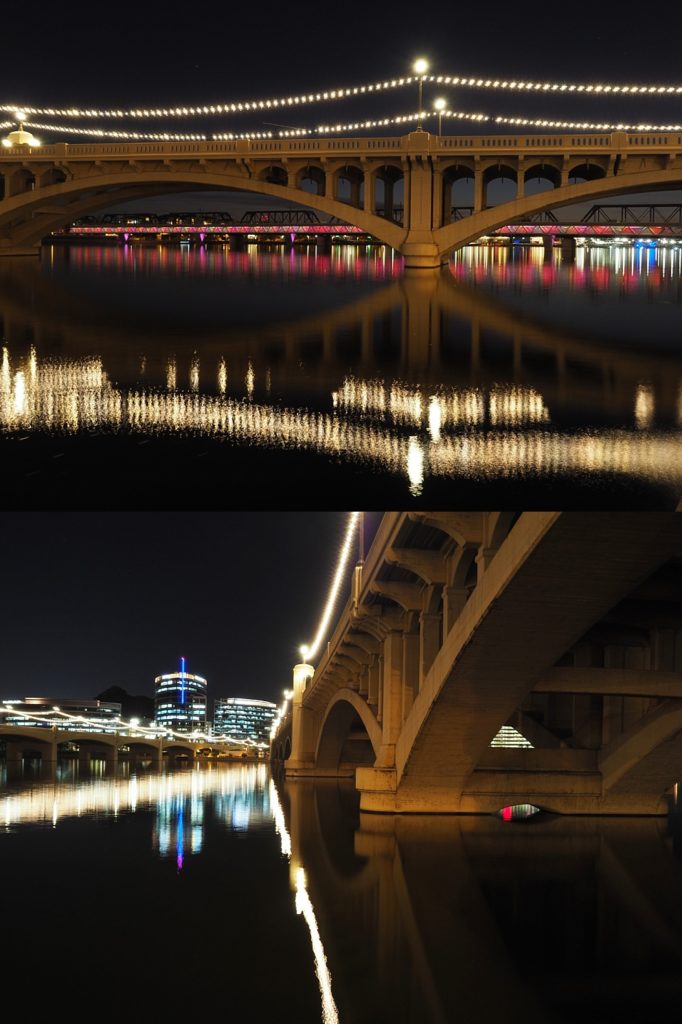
[559,235,576,261]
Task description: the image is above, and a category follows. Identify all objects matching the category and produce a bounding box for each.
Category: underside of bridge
[278,511,682,815]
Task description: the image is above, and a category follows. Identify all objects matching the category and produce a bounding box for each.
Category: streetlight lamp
[413,58,429,130]
[434,97,447,135]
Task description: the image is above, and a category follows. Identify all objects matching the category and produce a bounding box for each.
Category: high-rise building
[213,697,276,745]
[155,659,207,733]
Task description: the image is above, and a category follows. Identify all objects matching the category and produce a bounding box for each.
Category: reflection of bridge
[2,258,682,493]
[2,131,682,265]
[272,511,682,814]
[275,778,682,1022]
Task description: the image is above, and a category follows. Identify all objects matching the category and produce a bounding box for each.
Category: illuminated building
[1,696,121,729]
[154,659,207,733]
[213,698,276,744]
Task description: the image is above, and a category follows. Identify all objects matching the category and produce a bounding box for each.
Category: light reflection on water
[3,764,682,1022]
[1,243,682,503]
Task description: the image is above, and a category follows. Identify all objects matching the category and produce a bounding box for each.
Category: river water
[1,241,681,507]
[2,761,682,1023]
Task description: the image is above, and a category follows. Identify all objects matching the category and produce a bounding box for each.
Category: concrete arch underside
[0,172,406,251]
[356,512,682,814]
[435,168,682,256]
[315,689,381,773]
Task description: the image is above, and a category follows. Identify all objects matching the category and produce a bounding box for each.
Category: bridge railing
[2,131,682,163]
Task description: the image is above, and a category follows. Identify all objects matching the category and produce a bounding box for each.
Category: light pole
[413,58,429,130]
[434,97,447,135]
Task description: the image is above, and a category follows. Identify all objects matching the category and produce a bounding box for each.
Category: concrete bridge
[0,722,229,770]
[2,130,682,266]
[272,511,682,814]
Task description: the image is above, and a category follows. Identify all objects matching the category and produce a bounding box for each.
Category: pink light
[501,806,513,821]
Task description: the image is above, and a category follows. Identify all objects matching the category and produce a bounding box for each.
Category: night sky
[3,2,682,127]
[0,512,381,706]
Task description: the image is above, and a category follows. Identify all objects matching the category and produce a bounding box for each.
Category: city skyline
[0,512,380,705]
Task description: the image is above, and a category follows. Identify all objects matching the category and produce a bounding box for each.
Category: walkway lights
[434,97,447,135]
[413,58,429,129]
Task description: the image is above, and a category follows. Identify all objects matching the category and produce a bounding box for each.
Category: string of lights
[0,76,418,121]
[3,69,682,127]
[0,703,263,748]
[299,511,361,665]
[436,73,682,96]
[21,120,208,141]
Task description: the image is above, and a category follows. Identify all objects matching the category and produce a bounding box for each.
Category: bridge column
[376,632,403,768]
[287,662,317,774]
[516,162,525,200]
[401,631,420,722]
[431,168,444,229]
[401,134,440,269]
[442,585,467,635]
[363,166,376,215]
[419,613,441,689]
[473,167,484,214]
[368,654,382,712]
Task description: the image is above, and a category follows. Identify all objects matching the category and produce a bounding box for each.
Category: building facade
[155,659,207,733]
[213,698,276,745]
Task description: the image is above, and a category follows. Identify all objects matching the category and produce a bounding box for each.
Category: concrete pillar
[376,632,403,767]
[473,168,484,213]
[560,235,576,261]
[431,168,444,229]
[229,234,245,252]
[516,165,525,200]
[419,613,441,687]
[402,632,420,722]
[358,663,369,698]
[442,585,467,635]
[289,661,316,768]
[363,168,375,214]
[350,179,361,207]
[476,546,498,574]
[384,178,394,220]
[316,234,331,255]
[368,654,382,711]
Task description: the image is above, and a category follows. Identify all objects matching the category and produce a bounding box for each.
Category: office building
[155,659,207,733]
[213,697,276,744]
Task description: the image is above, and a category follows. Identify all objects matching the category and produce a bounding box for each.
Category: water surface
[3,762,682,1023]
[1,242,681,507]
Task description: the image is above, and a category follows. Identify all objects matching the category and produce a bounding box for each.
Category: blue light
[180,656,186,705]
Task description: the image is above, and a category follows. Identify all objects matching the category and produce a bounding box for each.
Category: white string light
[23,120,207,141]
[0,704,264,748]
[300,511,361,664]
[0,76,418,121]
[436,73,682,96]
[493,113,682,131]
[4,70,681,128]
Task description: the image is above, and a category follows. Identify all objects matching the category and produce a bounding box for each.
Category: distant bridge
[0,719,255,770]
[272,511,682,814]
[2,131,682,266]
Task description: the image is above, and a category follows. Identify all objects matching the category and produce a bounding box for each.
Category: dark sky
[3,1,681,121]
[0,512,382,706]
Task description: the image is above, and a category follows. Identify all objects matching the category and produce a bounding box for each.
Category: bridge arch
[435,167,682,256]
[315,688,381,771]
[523,162,562,194]
[600,700,682,812]
[0,171,406,252]
[258,164,288,186]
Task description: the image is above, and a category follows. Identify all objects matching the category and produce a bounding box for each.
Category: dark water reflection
[3,762,682,1022]
[1,243,682,506]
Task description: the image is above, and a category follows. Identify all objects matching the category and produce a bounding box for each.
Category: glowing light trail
[301,512,361,664]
